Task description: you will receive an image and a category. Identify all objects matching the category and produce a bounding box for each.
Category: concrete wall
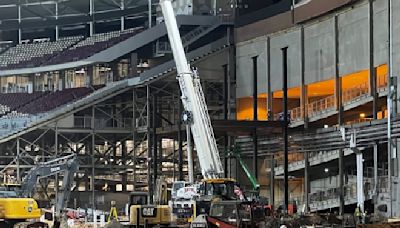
[270,29,302,90]
[304,18,335,84]
[236,0,393,98]
[338,3,369,76]
[236,38,267,97]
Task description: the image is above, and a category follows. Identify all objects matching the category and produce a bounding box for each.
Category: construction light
[360,113,366,118]
[324,168,329,173]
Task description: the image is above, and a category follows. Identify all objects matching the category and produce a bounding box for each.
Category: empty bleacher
[0,36,83,69]
[45,27,143,65]
[0,28,144,70]
[17,87,92,114]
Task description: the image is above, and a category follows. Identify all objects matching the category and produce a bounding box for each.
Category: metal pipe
[282,46,289,214]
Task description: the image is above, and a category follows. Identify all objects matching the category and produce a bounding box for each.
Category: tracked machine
[0,154,78,228]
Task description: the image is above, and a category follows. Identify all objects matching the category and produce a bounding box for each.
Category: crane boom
[160,0,223,179]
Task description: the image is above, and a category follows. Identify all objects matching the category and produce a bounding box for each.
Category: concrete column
[130,53,138,78]
[112,61,119,82]
[87,66,94,87]
[31,74,36,92]
[60,71,66,90]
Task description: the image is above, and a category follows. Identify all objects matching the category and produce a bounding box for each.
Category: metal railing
[307,95,336,118]
[377,73,388,93]
[342,82,369,105]
[74,116,133,129]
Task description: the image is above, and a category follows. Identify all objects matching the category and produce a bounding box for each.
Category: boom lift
[160,0,239,222]
[0,154,79,228]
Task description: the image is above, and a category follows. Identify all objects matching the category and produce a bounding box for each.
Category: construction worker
[354,205,362,224]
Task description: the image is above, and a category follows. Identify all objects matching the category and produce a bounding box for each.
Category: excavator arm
[20,154,79,216]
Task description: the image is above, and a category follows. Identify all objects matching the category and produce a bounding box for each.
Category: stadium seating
[45,27,143,65]
[0,36,83,69]
[17,87,92,114]
[0,28,144,70]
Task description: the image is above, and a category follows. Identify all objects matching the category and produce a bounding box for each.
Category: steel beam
[282,46,289,214]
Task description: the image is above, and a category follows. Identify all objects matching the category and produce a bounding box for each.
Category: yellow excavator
[127,177,172,227]
[0,184,46,228]
[0,154,78,228]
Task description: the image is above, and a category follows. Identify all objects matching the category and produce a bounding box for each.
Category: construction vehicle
[160,0,239,219]
[0,154,78,228]
[127,177,172,227]
[191,200,266,228]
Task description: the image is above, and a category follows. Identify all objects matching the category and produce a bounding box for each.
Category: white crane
[159,0,224,179]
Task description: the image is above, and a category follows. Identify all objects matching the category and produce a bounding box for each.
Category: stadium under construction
[0,0,399,227]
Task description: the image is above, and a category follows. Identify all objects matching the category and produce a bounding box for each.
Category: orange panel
[307,79,335,97]
[236,96,268,120]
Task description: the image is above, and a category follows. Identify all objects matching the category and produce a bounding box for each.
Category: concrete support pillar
[31,74,36,92]
[87,66,95,87]
[130,53,138,78]
[112,61,119,82]
[60,71,66,90]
